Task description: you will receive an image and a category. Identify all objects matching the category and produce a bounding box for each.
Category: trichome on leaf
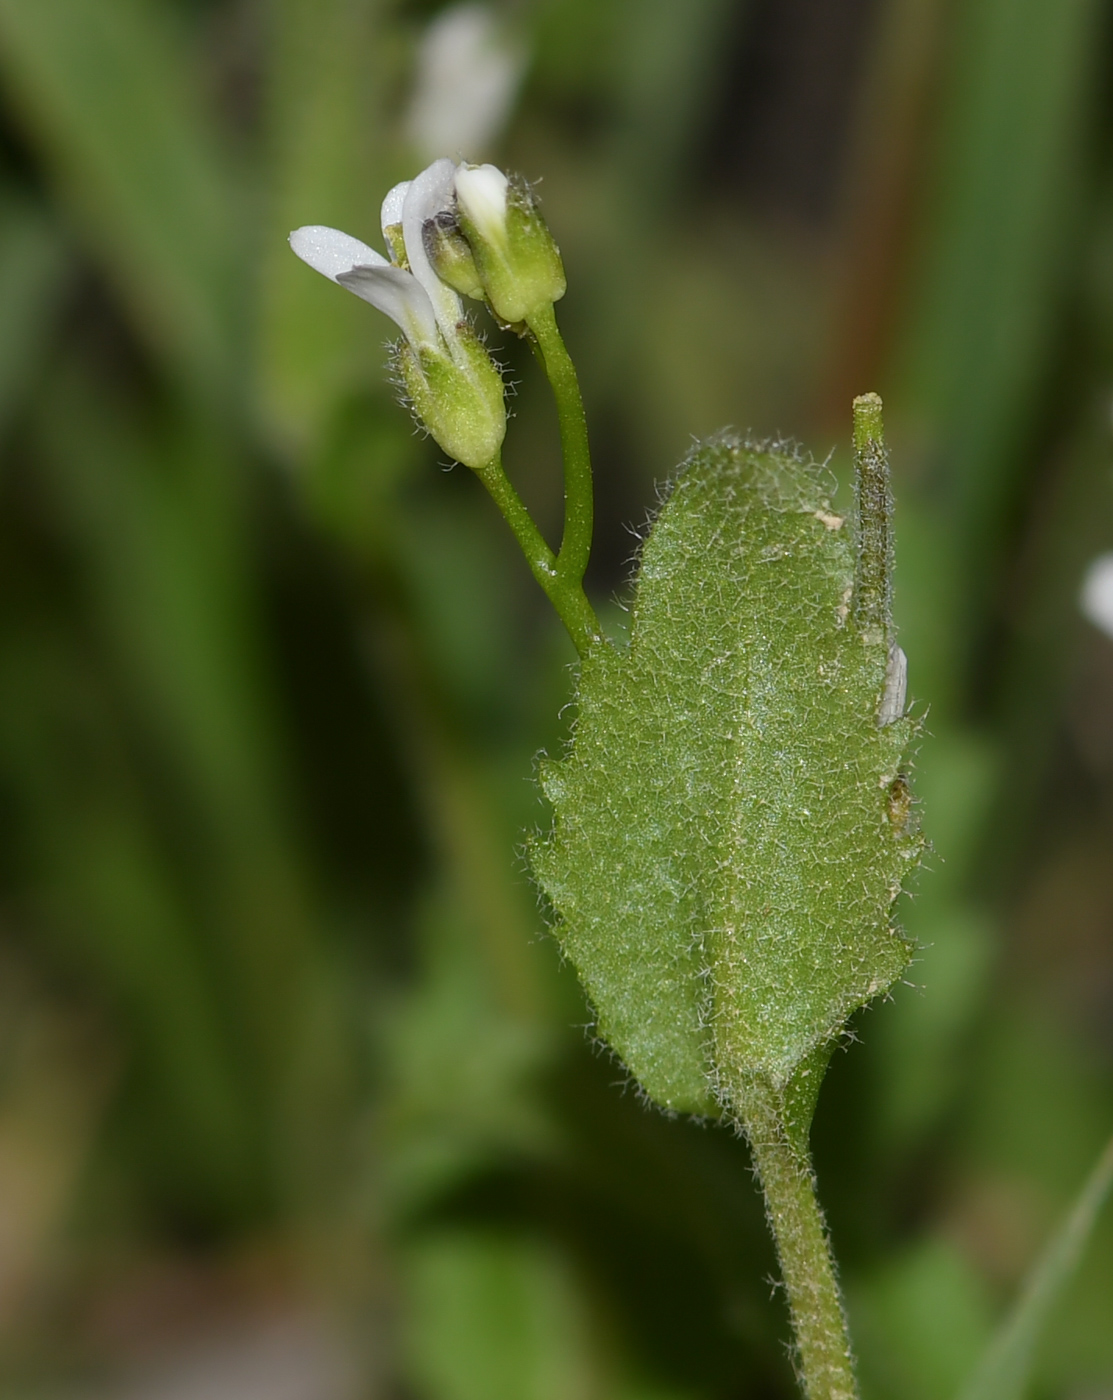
[533,427,923,1130]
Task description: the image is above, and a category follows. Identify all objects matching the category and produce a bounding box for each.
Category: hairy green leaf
[534,435,922,1116]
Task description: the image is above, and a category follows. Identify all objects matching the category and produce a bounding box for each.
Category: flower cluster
[290,157,564,470]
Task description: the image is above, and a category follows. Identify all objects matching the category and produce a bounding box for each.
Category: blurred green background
[0,0,1111,1397]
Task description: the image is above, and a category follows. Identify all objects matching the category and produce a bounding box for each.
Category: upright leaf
[0,191,69,440]
[957,1129,1113,1400]
[255,0,392,455]
[534,434,922,1116]
[896,0,1102,603]
[0,0,240,400]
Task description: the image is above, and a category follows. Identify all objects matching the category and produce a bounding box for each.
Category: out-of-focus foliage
[0,1,1110,1398]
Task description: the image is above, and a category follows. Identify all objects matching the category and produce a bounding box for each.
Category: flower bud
[422,210,485,299]
[454,164,566,324]
[397,325,506,470]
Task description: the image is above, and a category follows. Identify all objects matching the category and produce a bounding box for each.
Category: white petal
[878,644,907,726]
[454,162,509,250]
[289,225,388,280]
[401,159,464,337]
[289,225,440,346]
[406,4,526,161]
[336,264,440,347]
[381,181,410,238]
[1080,552,1113,640]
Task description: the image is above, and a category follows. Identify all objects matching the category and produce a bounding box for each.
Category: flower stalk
[472,454,600,655]
[526,302,594,591]
[741,1078,858,1400]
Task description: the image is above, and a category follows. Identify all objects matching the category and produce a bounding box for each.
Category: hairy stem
[851,391,893,644]
[476,454,602,657]
[740,1077,859,1400]
[526,302,594,587]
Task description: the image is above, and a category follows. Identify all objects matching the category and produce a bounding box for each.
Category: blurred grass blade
[0,0,240,401]
[33,363,339,1188]
[256,0,391,455]
[403,1231,602,1400]
[0,634,262,1219]
[957,1129,1113,1400]
[0,190,69,440]
[896,0,1102,606]
[36,370,275,834]
[863,0,1103,1173]
[610,0,737,203]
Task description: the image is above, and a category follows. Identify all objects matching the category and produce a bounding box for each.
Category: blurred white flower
[406,4,526,161]
[1080,552,1113,639]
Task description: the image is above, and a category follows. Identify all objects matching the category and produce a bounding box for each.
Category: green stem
[526,303,594,587]
[740,1077,859,1400]
[476,454,602,658]
[851,392,893,643]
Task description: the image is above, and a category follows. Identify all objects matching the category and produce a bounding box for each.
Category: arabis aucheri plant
[292,156,924,1400]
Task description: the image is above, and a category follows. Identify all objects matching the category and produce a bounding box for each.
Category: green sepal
[457,175,566,326]
[397,327,506,470]
[533,436,923,1117]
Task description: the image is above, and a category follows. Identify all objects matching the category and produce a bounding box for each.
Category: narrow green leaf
[0,191,69,440]
[0,636,263,1217]
[896,0,1101,581]
[957,1129,1113,1400]
[32,361,333,1153]
[533,436,922,1115]
[0,0,240,398]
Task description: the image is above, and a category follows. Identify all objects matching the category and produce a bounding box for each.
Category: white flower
[287,224,440,348]
[289,159,506,469]
[1081,552,1113,640]
[395,158,467,342]
[406,4,526,161]
[289,158,462,355]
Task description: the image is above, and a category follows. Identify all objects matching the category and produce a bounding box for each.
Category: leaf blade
[535,437,921,1114]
